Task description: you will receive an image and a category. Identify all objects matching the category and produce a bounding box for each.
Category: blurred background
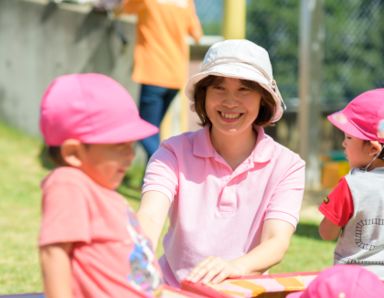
[1,0,383,190]
[0,0,383,294]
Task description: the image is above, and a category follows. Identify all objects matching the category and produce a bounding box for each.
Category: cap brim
[85,118,159,144]
[327,111,370,141]
[185,63,284,123]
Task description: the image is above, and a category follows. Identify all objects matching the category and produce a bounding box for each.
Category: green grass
[0,123,47,293]
[271,220,335,273]
[0,121,335,294]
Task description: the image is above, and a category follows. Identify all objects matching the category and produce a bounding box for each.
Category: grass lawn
[0,122,335,294]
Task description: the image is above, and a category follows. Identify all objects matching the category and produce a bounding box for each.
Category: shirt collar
[192,126,276,163]
[192,127,215,158]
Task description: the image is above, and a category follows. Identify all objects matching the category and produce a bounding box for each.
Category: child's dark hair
[193,75,276,127]
[47,144,92,166]
[47,146,66,166]
[378,144,384,160]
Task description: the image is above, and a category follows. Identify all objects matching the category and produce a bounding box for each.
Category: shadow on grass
[295,221,322,240]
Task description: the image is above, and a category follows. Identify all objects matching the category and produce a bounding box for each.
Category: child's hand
[185,256,245,284]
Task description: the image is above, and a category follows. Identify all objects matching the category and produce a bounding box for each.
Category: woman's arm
[137,190,171,250]
[39,243,73,298]
[319,217,341,240]
[186,219,294,284]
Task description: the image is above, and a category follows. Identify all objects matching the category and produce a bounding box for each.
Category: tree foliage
[246,0,383,106]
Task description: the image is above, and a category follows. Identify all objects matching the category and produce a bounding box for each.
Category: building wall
[0,0,138,136]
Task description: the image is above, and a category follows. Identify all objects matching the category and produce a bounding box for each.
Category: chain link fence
[195,0,383,108]
[194,0,223,36]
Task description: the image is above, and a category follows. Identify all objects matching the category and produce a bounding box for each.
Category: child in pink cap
[137,39,306,286]
[287,264,384,298]
[38,73,162,297]
[319,89,384,278]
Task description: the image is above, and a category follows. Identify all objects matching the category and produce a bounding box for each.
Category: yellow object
[322,161,350,189]
[223,0,246,39]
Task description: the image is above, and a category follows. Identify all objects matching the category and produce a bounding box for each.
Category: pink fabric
[327,88,384,143]
[142,127,305,286]
[286,265,384,298]
[319,177,354,227]
[39,167,162,298]
[40,73,158,146]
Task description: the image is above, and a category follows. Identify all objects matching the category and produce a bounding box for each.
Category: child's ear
[61,139,83,167]
[369,141,383,156]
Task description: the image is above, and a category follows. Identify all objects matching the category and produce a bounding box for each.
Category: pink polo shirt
[142,127,305,286]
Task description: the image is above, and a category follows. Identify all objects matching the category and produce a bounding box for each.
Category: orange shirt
[121,0,202,89]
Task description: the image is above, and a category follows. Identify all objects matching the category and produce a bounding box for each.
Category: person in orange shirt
[118,0,203,161]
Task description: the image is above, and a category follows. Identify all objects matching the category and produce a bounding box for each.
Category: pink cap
[327,88,384,143]
[287,265,384,298]
[40,73,158,145]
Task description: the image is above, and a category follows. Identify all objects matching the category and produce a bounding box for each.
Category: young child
[137,39,306,286]
[319,88,384,278]
[38,73,162,297]
[287,264,384,298]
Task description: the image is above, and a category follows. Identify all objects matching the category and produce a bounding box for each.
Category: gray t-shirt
[334,167,384,278]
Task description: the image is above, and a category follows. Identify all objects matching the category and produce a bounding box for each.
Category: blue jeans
[139,84,179,161]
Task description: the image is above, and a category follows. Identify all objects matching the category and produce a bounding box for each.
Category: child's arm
[137,190,171,250]
[318,177,352,241]
[186,219,295,284]
[319,217,341,240]
[39,243,73,298]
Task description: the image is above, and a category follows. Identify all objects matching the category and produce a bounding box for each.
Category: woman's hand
[185,219,295,285]
[185,256,246,284]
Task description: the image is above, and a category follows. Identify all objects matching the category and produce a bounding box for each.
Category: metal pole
[298,0,324,190]
[223,0,246,39]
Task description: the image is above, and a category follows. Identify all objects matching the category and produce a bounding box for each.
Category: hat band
[202,56,274,84]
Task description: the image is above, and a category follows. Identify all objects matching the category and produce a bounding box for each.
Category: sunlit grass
[0,123,46,293]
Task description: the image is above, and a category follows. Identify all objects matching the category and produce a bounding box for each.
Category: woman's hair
[193,75,277,127]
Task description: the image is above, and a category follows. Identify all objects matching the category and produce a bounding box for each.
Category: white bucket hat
[185,39,286,123]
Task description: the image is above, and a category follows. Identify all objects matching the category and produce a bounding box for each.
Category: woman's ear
[61,139,83,167]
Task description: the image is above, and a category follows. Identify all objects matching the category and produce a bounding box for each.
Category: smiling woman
[137,39,306,287]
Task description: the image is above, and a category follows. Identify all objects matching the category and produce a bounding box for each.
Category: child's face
[205,77,262,136]
[342,134,373,168]
[79,142,135,190]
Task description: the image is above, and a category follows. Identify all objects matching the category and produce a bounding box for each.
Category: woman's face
[205,77,262,136]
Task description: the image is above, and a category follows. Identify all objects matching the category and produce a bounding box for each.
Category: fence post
[298,0,325,190]
[223,0,246,39]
